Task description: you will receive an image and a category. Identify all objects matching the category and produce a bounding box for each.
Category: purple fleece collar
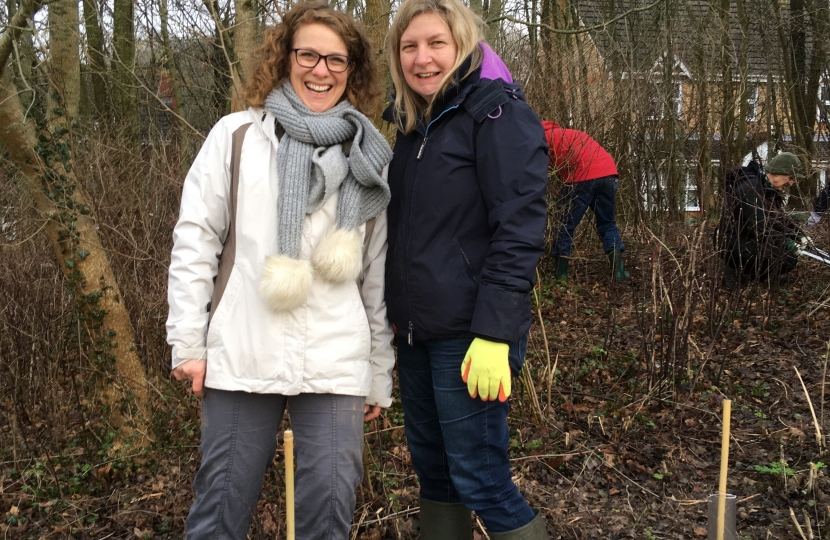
[478,42,514,83]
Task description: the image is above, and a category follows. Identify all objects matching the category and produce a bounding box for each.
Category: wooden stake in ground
[717,399,732,540]
[285,429,295,540]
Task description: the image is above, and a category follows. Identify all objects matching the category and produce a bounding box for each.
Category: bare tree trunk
[525,0,537,56]
[797,0,827,198]
[0,0,41,78]
[231,0,258,111]
[364,0,389,123]
[159,0,188,152]
[663,26,682,220]
[772,0,807,153]
[3,0,38,120]
[717,0,737,171]
[771,0,823,203]
[203,0,238,120]
[486,0,503,43]
[82,0,111,123]
[113,0,138,140]
[735,0,748,155]
[48,0,80,124]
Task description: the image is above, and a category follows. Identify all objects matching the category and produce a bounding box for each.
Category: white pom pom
[312,227,363,283]
[259,255,313,311]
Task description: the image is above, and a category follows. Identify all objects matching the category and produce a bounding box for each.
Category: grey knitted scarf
[263,83,392,258]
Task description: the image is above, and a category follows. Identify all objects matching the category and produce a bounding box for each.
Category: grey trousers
[185,389,365,540]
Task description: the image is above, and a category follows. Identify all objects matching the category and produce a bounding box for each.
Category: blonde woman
[167,2,394,537]
[383,0,549,538]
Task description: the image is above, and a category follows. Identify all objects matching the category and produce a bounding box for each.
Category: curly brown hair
[245,1,379,115]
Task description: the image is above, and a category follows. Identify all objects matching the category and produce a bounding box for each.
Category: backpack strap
[209,121,252,321]
[363,216,376,248]
[356,216,378,293]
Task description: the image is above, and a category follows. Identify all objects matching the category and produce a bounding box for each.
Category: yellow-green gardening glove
[461,338,511,402]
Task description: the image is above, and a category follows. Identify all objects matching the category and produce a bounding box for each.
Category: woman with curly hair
[166,2,394,537]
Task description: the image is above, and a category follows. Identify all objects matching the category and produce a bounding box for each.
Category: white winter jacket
[166,108,395,408]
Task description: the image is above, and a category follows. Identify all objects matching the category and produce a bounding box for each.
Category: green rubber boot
[488,509,549,540]
[419,499,472,540]
[607,249,630,282]
[553,256,569,281]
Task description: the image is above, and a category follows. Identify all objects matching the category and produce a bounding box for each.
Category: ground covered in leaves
[2,222,830,539]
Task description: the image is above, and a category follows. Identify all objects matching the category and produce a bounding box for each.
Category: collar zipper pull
[417,137,428,160]
[408,321,414,346]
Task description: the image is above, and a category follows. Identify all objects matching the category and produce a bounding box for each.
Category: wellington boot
[553,256,569,281]
[418,499,472,540]
[488,509,549,540]
[607,249,630,282]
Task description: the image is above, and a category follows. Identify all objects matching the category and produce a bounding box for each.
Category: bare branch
[0,0,44,79]
[490,0,666,36]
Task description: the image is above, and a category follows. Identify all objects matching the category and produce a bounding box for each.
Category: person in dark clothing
[717,152,804,289]
[383,0,549,537]
[808,178,830,228]
[542,121,628,282]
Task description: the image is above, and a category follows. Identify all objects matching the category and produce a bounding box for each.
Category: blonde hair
[245,1,379,115]
[387,0,484,133]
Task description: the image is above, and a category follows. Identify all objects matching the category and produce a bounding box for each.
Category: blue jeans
[397,337,536,533]
[551,175,624,257]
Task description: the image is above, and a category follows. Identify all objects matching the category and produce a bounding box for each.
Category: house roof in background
[574,0,811,79]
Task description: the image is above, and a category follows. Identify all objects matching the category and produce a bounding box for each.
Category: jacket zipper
[405,104,460,344]
[416,138,428,160]
[416,105,459,162]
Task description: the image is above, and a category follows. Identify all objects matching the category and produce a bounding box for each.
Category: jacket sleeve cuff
[472,334,511,344]
[469,284,532,342]
[365,394,392,408]
[171,346,207,369]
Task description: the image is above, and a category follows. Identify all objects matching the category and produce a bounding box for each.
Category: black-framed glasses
[292,49,351,73]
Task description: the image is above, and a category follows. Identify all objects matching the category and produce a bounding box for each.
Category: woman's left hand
[364,405,382,422]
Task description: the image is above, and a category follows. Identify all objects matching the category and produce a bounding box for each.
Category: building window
[818,83,830,123]
[746,85,759,123]
[672,82,682,119]
[647,81,683,120]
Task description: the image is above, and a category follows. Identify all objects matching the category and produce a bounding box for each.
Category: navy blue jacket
[382,64,548,345]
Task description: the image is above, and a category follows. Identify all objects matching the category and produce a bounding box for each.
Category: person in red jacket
[542,121,629,282]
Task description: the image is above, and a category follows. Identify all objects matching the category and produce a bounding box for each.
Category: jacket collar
[249,107,281,148]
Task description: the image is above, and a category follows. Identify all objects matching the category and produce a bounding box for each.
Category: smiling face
[399,12,459,100]
[289,23,350,112]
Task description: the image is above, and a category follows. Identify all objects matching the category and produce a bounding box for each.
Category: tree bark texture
[203,0,238,120]
[113,0,138,136]
[364,0,389,122]
[48,0,81,124]
[231,0,258,111]
[81,0,111,123]
[0,0,42,77]
[159,0,188,153]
